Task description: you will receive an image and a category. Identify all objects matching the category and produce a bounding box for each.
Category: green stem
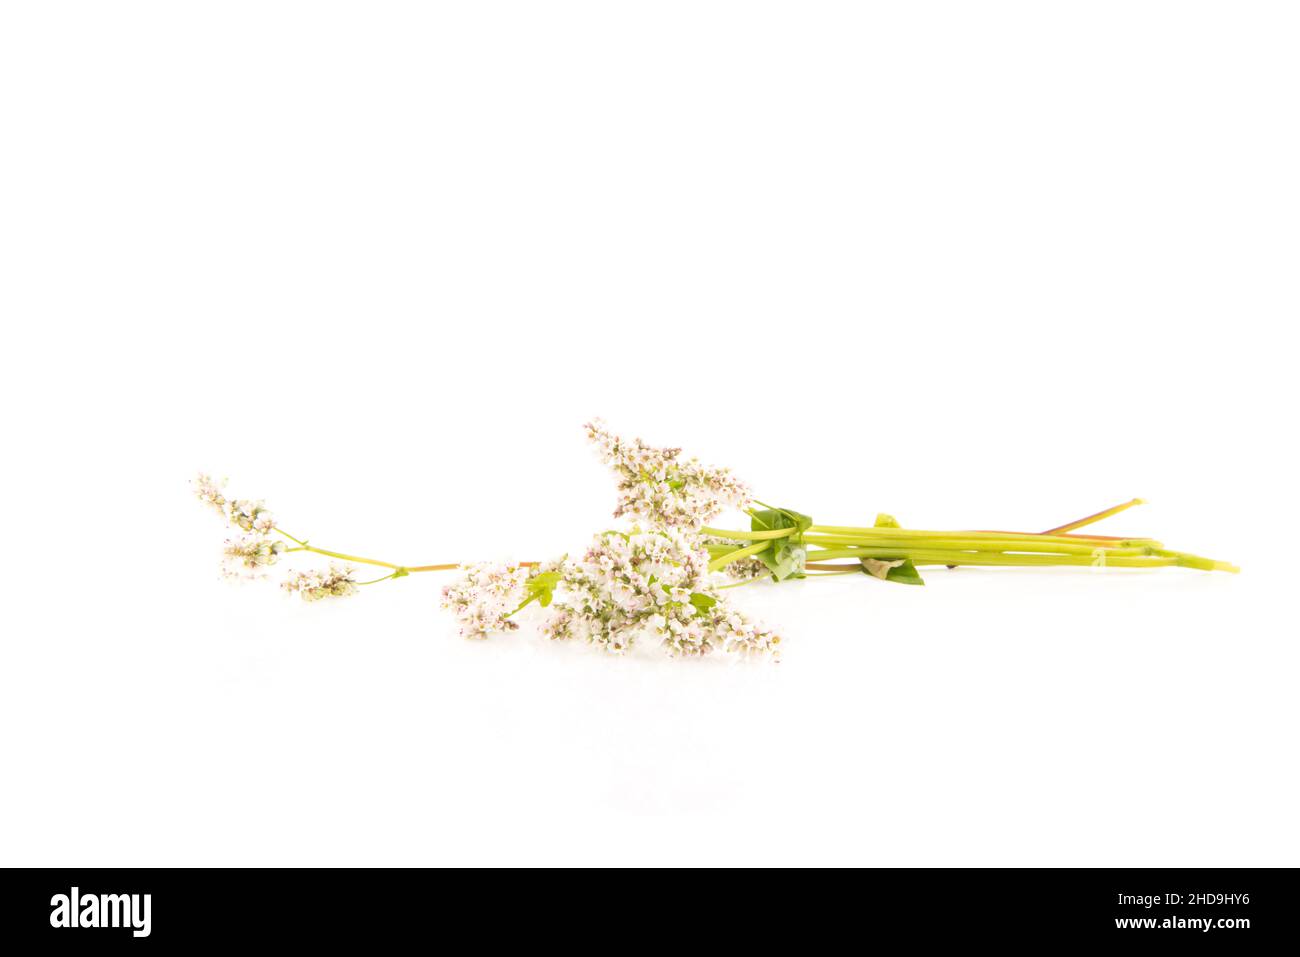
[708,541,771,572]
[294,544,404,570]
[356,572,402,586]
[1153,550,1240,573]
[273,527,460,575]
[807,525,1159,547]
[804,546,1179,568]
[802,533,1152,557]
[700,525,798,542]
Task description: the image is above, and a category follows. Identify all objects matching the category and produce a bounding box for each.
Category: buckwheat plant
[193,422,1237,660]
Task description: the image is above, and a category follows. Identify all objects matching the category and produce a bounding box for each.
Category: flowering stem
[198,426,1236,659]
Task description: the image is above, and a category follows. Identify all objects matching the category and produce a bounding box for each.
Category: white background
[2,2,1296,866]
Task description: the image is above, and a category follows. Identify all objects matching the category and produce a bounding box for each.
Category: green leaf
[749,506,813,538]
[755,541,807,582]
[688,592,717,615]
[867,513,925,586]
[512,570,562,614]
[745,505,813,581]
[884,561,925,585]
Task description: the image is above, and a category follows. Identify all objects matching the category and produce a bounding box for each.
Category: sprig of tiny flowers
[195,420,1238,661]
[584,419,750,530]
[439,528,779,657]
[194,473,362,598]
[195,474,289,581]
[439,563,532,641]
[283,565,360,602]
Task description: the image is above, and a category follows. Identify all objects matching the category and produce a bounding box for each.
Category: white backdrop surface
[1,2,1296,866]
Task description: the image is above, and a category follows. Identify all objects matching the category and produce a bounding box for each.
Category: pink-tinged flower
[584,420,751,530]
[228,498,275,535]
[540,527,780,658]
[222,535,286,578]
[282,564,358,601]
[440,562,531,640]
[702,607,782,658]
[193,473,228,515]
[194,474,276,535]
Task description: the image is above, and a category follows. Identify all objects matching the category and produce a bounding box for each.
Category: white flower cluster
[439,422,782,659]
[440,562,531,640]
[196,474,359,600]
[542,528,711,654]
[698,605,782,658]
[282,564,359,601]
[196,473,286,578]
[194,473,228,515]
[229,499,274,535]
[438,528,781,658]
[584,419,751,530]
[222,536,287,579]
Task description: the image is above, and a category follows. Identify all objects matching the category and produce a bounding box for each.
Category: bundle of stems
[704,498,1238,579]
